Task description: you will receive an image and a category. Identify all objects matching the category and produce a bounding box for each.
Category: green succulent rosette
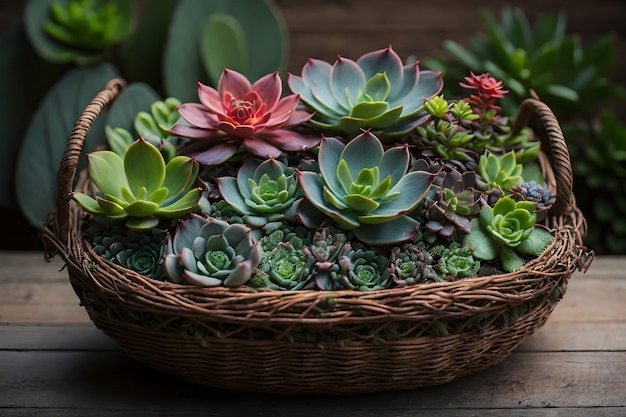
[288,46,443,140]
[163,214,262,287]
[298,130,436,245]
[72,138,202,231]
[463,196,554,272]
[218,157,301,227]
[25,0,133,65]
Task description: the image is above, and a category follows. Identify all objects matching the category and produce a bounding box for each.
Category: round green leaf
[15,63,119,229]
[163,0,287,102]
[201,13,248,84]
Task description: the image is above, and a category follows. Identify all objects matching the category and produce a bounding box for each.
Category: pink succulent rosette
[170,69,318,165]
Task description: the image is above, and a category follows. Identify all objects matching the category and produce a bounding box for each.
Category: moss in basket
[72,137,203,231]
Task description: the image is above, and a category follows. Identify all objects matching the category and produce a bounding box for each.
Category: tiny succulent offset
[74,46,556,290]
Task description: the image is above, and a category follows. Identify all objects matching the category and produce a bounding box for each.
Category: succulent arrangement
[71,45,558,290]
[424,7,626,254]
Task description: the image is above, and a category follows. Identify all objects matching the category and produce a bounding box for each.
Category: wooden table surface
[1,251,624,416]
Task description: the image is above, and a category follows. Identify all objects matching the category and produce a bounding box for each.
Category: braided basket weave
[42,78,593,395]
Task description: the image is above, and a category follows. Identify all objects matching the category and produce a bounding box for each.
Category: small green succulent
[463,196,554,272]
[257,241,311,290]
[72,137,202,231]
[288,46,443,140]
[218,157,301,227]
[163,214,262,286]
[337,245,392,291]
[388,242,436,286]
[298,130,436,245]
[431,242,480,279]
[90,224,166,279]
[26,0,133,65]
[107,97,182,161]
[477,150,523,192]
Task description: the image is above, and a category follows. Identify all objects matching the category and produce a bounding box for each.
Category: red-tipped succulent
[170,69,318,165]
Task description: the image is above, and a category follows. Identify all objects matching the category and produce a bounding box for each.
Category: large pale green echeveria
[298,131,436,245]
[288,46,443,140]
[217,157,300,227]
[463,196,554,272]
[163,214,262,287]
[72,138,202,231]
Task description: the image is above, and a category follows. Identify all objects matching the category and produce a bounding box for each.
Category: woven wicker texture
[42,79,593,395]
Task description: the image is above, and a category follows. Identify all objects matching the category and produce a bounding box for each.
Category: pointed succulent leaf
[124,200,160,217]
[360,73,391,102]
[341,131,384,180]
[72,193,106,214]
[330,56,366,108]
[352,216,420,245]
[125,138,166,195]
[157,188,202,218]
[161,156,199,199]
[344,194,380,212]
[349,101,390,119]
[88,150,128,197]
[125,216,160,231]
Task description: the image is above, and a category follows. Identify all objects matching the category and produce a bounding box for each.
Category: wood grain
[1,252,624,415]
[1,348,624,410]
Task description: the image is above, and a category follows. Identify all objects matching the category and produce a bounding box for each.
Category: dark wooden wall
[274,0,626,89]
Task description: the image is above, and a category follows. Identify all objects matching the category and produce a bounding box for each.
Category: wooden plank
[2,321,625,353]
[0,350,624,409]
[519,322,626,351]
[0,282,89,323]
[0,324,117,351]
[1,408,625,417]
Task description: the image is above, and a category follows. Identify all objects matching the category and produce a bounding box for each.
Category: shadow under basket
[42,79,594,395]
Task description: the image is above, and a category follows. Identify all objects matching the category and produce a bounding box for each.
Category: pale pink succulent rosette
[170,69,318,165]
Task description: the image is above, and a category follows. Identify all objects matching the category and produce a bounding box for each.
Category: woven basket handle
[510,98,573,216]
[54,78,126,241]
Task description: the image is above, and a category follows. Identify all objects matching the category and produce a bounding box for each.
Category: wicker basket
[42,78,593,395]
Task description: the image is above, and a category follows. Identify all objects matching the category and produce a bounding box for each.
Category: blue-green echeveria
[163,214,262,286]
[217,157,300,227]
[72,138,202,231]
[298,131,436,245]
[288,46,443,140]
[463,196,554,272]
